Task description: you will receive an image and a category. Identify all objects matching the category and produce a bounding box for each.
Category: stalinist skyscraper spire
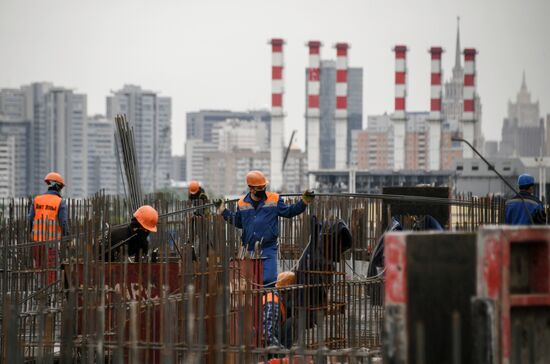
[443,17,465,120]
[452,17,463,81]
[440,16,484,168]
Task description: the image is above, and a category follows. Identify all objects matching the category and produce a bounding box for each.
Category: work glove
[213,199,225,214]
[302,189,315,204]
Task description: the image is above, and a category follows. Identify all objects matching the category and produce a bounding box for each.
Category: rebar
[0,192,505,362]
[114,114,144,215]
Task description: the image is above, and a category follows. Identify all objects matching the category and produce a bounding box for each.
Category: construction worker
[187,180,210,258]
[216,170,314,286]
[262,271,295,348]
[27,172,70,285]
[188,180,208,201]
[188,180,209,216]
[505,174,546,225]
[106,205,158,262]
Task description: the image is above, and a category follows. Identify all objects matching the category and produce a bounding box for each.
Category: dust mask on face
[254,190,267,199]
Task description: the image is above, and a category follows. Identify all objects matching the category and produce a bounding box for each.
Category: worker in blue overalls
[216,170,314,286]
[505,173,546,225]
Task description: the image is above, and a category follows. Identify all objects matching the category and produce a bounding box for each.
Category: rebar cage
[0,192,504,363]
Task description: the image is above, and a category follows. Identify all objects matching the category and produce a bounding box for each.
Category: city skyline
[0,83,172,197]
[0,77,548,197]
[1,0,549,155]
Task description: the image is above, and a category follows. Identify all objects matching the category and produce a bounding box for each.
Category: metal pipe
[150,192,477,222]
[452,136,534,224]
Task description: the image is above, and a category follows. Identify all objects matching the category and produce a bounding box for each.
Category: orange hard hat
[44,172,65,187]
[276,271,296,287]
[133,205,158,232]
[246,170,269,187]
[188,180,201,195]
[267,359,289,364]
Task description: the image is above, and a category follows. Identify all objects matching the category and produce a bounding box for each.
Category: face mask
[131,225,150,238]
[253,190,267,199]
[136,229,150,239]
[48,182,62,193]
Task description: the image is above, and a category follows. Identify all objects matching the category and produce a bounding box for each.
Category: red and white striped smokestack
[270,38,285,190]
[392,45,408,171]
[306,41,322,184]
[462,48,477,159]
[428,46,443,171]
[429,47,443,120]
[334,42,349,169]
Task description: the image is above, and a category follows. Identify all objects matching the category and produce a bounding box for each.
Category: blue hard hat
[518,174,535,188]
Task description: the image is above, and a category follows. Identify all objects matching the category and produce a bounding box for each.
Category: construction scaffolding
[0,193,504,363]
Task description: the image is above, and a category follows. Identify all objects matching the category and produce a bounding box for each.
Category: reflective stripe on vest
[238,198,253,211]
[32,194,62,241]
[238,192,280,210]
[264,192,279,207]
[262,292,286,322]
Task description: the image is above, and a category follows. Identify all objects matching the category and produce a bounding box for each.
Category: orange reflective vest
[238,191,279,210]
[32,194,62,241]
[262,292,287,322]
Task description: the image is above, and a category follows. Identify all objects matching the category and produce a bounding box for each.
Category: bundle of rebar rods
[114,114,144,214]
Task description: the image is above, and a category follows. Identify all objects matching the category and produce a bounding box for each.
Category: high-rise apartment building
[202,147,307,197]
[282,147,308,193]
[185,110,271,184]
[1,83,173,197]
[203,149,271,197]
[0,83,89,197]
[440,123,464,170]
[308,61,363,169]
[185,139,218,183]
[405,113,429,170]
[186,118,269,187]
[186,110,271,143]
[0,119,30,196]
[1,83,51,195]
[0,88,27,120]
[353,114,393,170]
[0,135,15,197]
[353,113,429,171]
[185,108,306,195]
[107,85,172,193]
[213,119,269,152]
[45,88,88,197]
[24,83,53,195]
[87,115,120,195]
[171,155,186,182]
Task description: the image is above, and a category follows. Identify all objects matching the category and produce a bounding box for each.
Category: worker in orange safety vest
[262,271,296,348]
[27,172,70,285]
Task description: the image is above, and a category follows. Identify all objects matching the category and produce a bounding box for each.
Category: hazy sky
[1,0,549,155]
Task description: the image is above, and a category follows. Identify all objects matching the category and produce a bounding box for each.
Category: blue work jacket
[223,192,307,250]
[505,192,545,225]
